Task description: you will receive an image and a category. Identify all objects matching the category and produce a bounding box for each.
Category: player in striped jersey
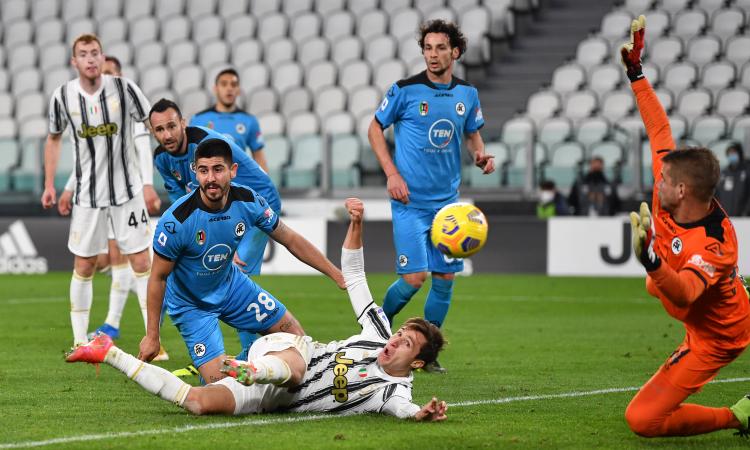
[41,34,154,347]
[67,199,448,421]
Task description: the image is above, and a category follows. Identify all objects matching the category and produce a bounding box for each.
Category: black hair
[104,55,122,73]
[194,138,233,165]
[540,180,556,190]
[418,19,467,58]
[149,98,182,121]
[215,68,240,85]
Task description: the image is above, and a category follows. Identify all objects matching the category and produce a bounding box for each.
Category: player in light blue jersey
[150,99,282,374]
[368,20,495,373]
[189,68,268,173]
[138,138,345,384]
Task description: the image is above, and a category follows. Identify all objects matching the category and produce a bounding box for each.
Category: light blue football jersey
[190,107,264,153]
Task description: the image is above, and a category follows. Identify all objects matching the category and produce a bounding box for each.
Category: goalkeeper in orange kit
[621,15,750,437]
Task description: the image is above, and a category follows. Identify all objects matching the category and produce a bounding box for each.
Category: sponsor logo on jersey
[434,92,452,97]
[428,119,455,148]
[77,122,118,139]
[235,221,246,237]
[164,222,176,234]
[157,231,168,247]
[190,162,196,173]
[171,169,182,181]
[688,254,716,277]
[193,343,206,357]
[263,208,275,224]
[236,123,246,134]
[705,242,723,256]
[671,237,682,254]
[455,102,465,115]
[331,352,355,402]
[398,254,408,267]
[380,97,389,111]
[419,101,429,116]
[475,107,483,122]
[202,243,232,271]
[208,215,230,222]
[0,221,48,274]
[196,230,206,245]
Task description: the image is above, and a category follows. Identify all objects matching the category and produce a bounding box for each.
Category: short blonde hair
[72,34,102,55]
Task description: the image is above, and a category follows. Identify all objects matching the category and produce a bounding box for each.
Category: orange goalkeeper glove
[620,15,646,82]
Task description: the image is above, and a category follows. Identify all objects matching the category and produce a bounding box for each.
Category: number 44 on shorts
[128,209,148,228]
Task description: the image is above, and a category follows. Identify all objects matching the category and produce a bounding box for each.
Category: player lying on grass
[622,15,750,438]
[66,198,449,421]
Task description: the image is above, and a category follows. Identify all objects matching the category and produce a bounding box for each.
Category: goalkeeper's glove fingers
[620,14,646,82]
[630,201,661,272]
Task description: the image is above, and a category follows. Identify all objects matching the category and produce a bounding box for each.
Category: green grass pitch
[2,272,750,449]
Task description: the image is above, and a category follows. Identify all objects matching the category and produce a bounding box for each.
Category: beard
[200,182,228,202]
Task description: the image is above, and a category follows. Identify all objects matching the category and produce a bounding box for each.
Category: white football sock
[104,264,131,329]
[70,271,93,346]
[132,270,150,332]
[106,346,190,406]
[248,355,291,385]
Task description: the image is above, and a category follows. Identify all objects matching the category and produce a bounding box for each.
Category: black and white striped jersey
[48,75,151,207]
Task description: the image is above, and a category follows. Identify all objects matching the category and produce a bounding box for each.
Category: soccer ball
[430,203,488,258]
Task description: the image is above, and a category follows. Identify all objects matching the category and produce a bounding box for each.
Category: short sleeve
[465,88,484,133]
[251,193,280,234]
[374,82,404,129]
[152,213,185,261]
[246,116,264,152]
[48,87,68,135]
[122,78,151,122]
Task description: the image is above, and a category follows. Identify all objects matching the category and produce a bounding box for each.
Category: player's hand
[41,186,56,209]
[387,172,410,204]
[620,15,646,82]
[233,252,249,272]
[345,197,364,224]
[334,269,347,290]
[57,190,73,216]
[415,397,448,422]
[142,185,162,215]
[630,202,661,272]
[474,152,496,174]
[137,334,161,362]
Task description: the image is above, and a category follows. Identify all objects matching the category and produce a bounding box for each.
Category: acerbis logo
[0,221,48,274]
[202,243,231,271]
[428,119,455,148]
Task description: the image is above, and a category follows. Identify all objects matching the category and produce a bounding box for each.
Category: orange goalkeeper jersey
[633,78,750,354]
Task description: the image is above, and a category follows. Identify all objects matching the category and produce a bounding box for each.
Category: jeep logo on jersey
[331,352,355,402]
[428,119,455,148]
[77,122,118,139]
[235,222,246,237]
[202,244,231,271]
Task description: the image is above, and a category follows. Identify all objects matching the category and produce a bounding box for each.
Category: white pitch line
[4,376,750,449]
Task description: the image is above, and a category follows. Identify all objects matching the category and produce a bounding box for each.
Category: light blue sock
[382,278,420,326]
[236,330,258,361]
[424,277,454,328]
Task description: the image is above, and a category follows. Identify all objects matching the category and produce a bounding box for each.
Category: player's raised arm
[621,16,675,167]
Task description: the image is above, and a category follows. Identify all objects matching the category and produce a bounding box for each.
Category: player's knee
[127,250,151,273]
[402,272,427,289]
[624,403,662,437]
[183,390,209,416]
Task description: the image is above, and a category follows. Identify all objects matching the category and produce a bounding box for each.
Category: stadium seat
[576,37,609,71]
[9,43,37,72]
[187,0,218,19]
[14,137,47,192]
[315,0,345,15]
[0,119,17,139]
[0,93,13,118]
[662,61,698,97]
[576,117,610,150]
[691,115,727,146]
[35,18,64,47]
[140,66,172,98]
[232,39,263,68]
[366,35,398,66]
[741,63,750,93]
[696,0,726,17]
[62,0,90,21]
[155,0,185,19]
[399,36,424,69]
[12,68,41,97]
[525,90,561,126]
[0,70,8,93]
[349,86,380,118]
[551,63,586,98]
[287,111,319,138]
[676,88,712,125]
[347,0,378,15]
[661,0,691,18]
[98,17,127,47]
[251,0,280,16]
[161,16,191,46]
[257,13,289,45]
[424,6,456,23]
[1,0,28,25]
[65,17,96,44]
[240,62,270,93]
[305,60,337,92]
[390,8,421,41]
[290,12,322,45]
[265,38,296,67]
[725,36,750,71]
[459,6,491,65]
[330,134,361,188]
[124,0,153,20]
[246,87,279,115]
[285,134,322,188]
[339,60,372,94]
[314,86,346,120]
[484,0,514,39]
[31,0,59,23]
[323,10,355,42]
[642,62,660,85]
[642,10,670,43]
[283,0,313,16]
[129,16,159,47]
[415,0,446,16]
[15,93,45,122]
[357,10,388,41]
[701,62,736,96]
[601,90,635,122]
[669,114,689,142]
[298,37,330,68]
[686,35,721,70]
[332,36,363,67]
[710,8,745,45]
[731,116,750,143]
[262,134,290,186]
[200,40,229,70]
[193,15,223,43]
[258,112,285,136]
[648,36,683,71]
[507,143,546,187]
[5,20,33,47]
[219,0,248,17]
[39,43,68,72]
[600,10,632,46]
[545,141,585,188]
[715,88,750,121]
[173,64,203,96]
[0,139,20,191]
[324,112,355,135]
[563,90,598,123]
[590,140,625,174]
[272,62,303,95]
[167,41,197,71]
[622,0,652,16]
[280,86,313,117]
[180,89,210,120]
[654,88,675,112]
[373,60,406,93]
[501,117,535,149]
[135,41,165,72]
[468,141,507,188]
[672,10,707,41]
[226,16,256,45]
[588,64,622,101]
[538,117,573,149]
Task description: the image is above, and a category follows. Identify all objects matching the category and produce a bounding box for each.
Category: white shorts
[213,333,314,416]
[68,194,152,257]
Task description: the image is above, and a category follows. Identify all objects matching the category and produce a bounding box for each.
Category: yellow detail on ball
[430,203,488,258]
